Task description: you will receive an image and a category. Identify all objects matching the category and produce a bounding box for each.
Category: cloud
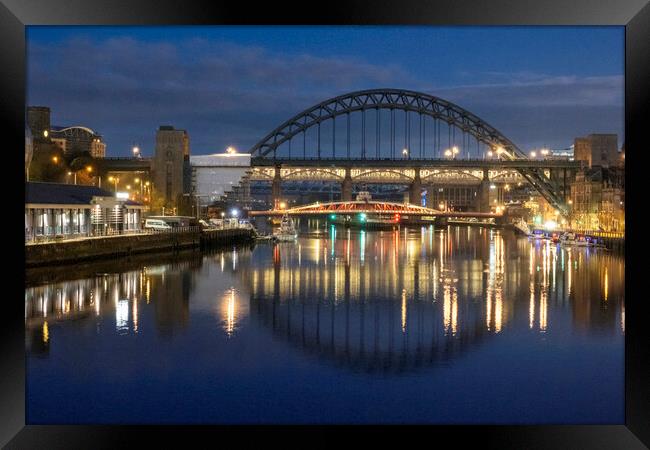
[27,37,623,155]
[28,36,417,153]
[420,72,624,108]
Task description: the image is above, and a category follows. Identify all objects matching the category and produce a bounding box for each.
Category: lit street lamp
[132,146,140,158]
[67,171,77,185]
[108,176,119,192]
[530,151,537,158]
[402,148,409,159]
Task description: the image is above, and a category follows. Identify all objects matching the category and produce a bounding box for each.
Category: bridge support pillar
[409,168,422,205]
[477,168,491,213]
[341,167,353,201]
[272,166,282,207]
[426,184,435,209]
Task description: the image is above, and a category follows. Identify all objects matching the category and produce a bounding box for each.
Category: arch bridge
[249,89,578,215]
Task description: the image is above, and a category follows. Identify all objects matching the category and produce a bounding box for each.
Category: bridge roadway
[96,157,152,172]
[250,157,581,169]
[97,156,580,171]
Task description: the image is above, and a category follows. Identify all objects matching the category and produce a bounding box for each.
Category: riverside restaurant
[25,182,147,242]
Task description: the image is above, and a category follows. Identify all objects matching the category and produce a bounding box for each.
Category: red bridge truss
[249,200,502,218]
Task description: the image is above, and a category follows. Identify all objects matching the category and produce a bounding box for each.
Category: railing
[25,226,202,244]
[529,228,624,239]
[566,229,624,239]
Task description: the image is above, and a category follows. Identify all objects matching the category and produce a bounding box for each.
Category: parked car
[144,219,172,231]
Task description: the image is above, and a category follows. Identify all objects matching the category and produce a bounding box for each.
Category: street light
[67,171,77,185]
[134,178,144,199]
[451,146,459,157]
[530,151,537,158]
[52,156,59,164]
[402,148,409,158]
[108,176,119,192]
[487,150,493,158]
[226,146,237,154]
[444,149,453,158]
[132,146,140,158]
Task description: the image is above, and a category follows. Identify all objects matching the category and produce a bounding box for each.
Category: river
[25,223,624,424]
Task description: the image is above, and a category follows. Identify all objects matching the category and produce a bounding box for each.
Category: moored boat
[512,218,531,236]
[559,232,594,247]
[273,214,298,242]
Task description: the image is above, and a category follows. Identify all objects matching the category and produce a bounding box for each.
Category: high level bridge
[248,89,581,215]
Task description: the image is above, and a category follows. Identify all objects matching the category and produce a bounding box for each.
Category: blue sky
[27,26,624,156]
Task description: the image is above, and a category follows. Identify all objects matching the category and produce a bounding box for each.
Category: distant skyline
[27,26,624,157]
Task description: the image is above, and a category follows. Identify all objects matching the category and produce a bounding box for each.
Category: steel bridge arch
[249,88,568,215]
[249,88,525,159]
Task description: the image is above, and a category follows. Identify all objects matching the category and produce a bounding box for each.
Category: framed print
[2,0,649,448]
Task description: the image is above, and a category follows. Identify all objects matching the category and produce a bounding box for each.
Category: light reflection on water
[25,225,625,423]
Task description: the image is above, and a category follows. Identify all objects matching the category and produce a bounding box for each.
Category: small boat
[529,229,547,240]
[559,232,594,247]
[512,219,531,236]
[273,215,298,242]
[255,233,274,241]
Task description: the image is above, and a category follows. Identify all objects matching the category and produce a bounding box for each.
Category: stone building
[50,126,106,158]
[27,106,51,141]
[573,134,620,168]
[569,167,624,231]
[25,125,33,180]
[152,125,190,210]
[27,106,107,158]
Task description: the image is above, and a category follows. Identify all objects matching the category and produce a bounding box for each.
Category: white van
[144,219,172,230]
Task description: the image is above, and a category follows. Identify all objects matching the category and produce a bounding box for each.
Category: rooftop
[26,182,141,206]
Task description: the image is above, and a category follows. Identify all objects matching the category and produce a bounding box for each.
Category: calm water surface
[26,224,625,423]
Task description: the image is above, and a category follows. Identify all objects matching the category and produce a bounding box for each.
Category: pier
[25,227,254,267]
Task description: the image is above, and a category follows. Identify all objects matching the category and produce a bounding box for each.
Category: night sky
[26,26,624,157]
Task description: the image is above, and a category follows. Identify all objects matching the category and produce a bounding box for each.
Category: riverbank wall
[25,228,254,267]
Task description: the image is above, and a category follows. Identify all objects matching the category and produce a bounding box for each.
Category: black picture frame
[2,0,648,448]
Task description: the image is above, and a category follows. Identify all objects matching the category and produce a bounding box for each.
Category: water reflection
[237,226,624,373]
[25,226,624,373]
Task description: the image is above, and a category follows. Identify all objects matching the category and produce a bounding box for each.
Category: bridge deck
[251,157,581,169]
